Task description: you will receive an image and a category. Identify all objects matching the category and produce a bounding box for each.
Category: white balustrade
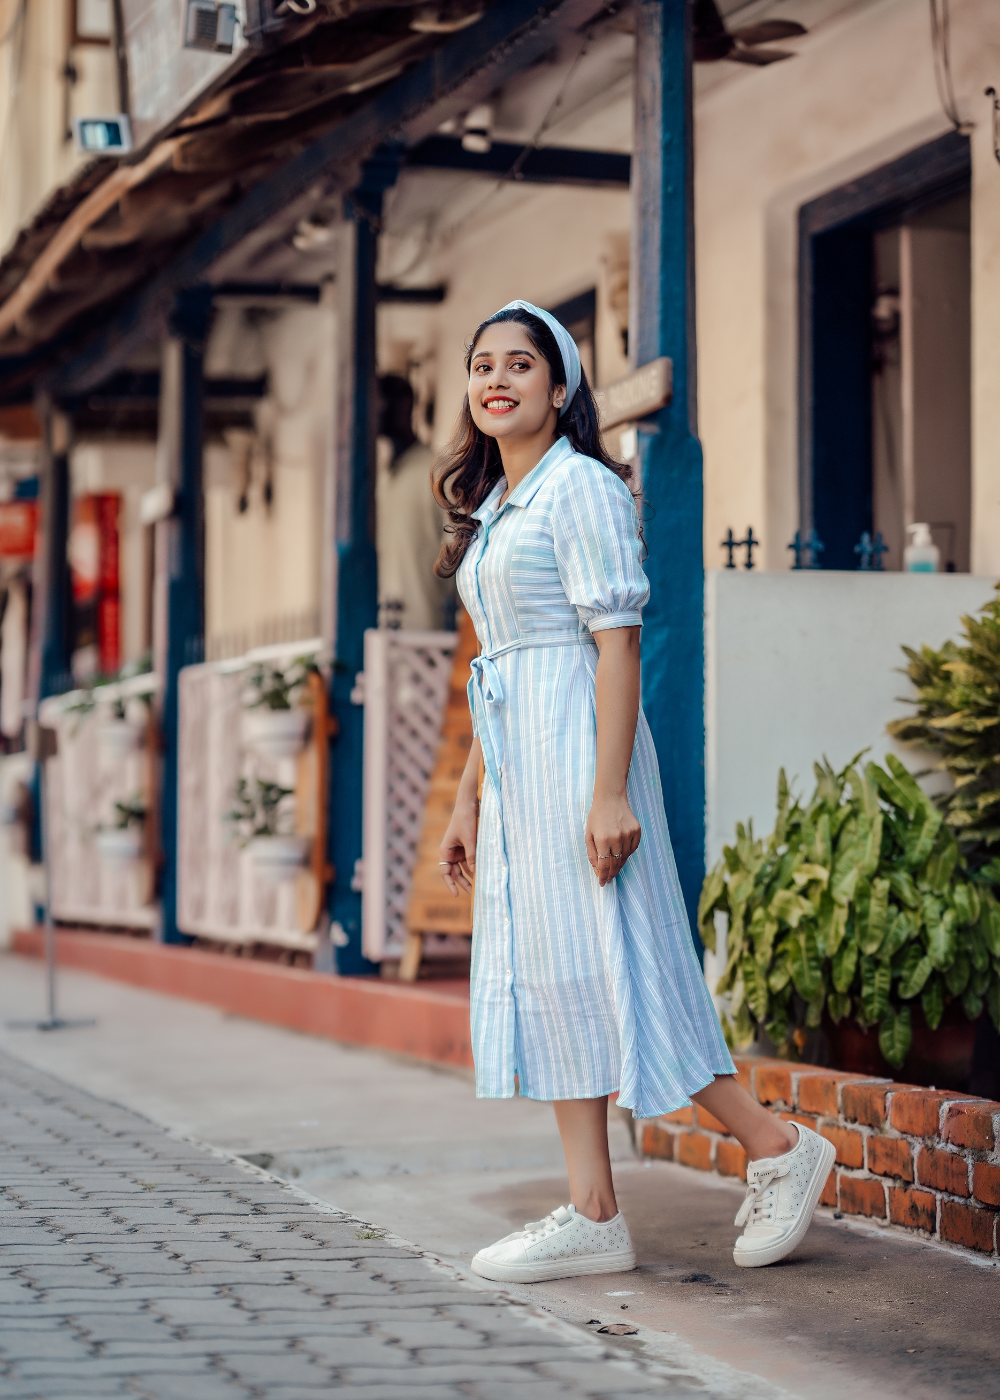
[361,629,458,962]
[177,638,325,952]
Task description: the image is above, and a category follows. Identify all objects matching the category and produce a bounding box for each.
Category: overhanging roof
[0,0,612,405]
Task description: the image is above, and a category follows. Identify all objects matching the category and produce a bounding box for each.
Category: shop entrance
[800,133,971,571]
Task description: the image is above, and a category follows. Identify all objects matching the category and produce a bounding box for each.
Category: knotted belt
[467,633,587,804]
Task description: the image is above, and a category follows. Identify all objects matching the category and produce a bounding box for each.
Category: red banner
[69,494,120,677]
[0,500,38,559]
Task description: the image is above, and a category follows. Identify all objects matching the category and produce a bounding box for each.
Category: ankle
[748,1119,798,1163]
[572,1192,618,1223]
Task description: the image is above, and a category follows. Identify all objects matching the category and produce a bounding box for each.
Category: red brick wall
[641,1058,1000,1259]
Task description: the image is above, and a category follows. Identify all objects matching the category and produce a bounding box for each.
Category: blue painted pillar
[159,286,211,944]
[631,0,705,945]
[329,148,400,975]
[37,410,73,701]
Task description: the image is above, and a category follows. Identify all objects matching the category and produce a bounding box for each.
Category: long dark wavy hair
[432,306,634,579]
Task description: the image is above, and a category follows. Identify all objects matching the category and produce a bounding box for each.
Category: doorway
[800,134,971,571]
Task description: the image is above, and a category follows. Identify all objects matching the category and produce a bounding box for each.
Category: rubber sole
[470,1249,637,1283]
[733,1135,837,1268]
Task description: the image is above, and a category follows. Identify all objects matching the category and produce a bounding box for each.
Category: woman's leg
[691,1075,797,1161]
[552,1097,619,1222]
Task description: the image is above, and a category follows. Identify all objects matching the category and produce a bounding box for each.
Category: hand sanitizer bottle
[904,523,940,573]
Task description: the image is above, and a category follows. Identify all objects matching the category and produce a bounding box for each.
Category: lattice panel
[383,639,455,952]
[43,701,157,930]
[177,655,318,951]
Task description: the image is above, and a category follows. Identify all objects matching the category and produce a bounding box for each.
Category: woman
[435,300,834,1282]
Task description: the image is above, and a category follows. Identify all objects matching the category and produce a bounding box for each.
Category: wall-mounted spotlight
[461,103,493,154]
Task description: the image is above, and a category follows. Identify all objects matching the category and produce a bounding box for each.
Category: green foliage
[223,777,294,845]
[243,658,316,712]
[112,796,146,830]
[888,585,1000,870]
[700,753,1000,1069]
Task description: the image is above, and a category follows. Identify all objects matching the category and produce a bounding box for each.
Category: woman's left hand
[586,794,641,887]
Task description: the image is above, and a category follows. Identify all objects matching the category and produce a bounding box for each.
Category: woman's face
[467,321,566,442]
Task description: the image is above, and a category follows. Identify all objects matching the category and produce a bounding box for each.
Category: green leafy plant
[223,777,294,846]
[698,753,1000,1068]
[887,585,1000,871]
[243,658,315,712]
[112,797,147,831]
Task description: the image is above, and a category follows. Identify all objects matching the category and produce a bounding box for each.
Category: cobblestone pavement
[0,1049,693,1400]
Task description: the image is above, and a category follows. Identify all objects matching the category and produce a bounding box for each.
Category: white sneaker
[733,1123,835,1268]
[471,1204,636,1283]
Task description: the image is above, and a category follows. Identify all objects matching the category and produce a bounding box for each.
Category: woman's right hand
[439,799,478,895]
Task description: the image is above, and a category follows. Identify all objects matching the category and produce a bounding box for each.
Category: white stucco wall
[694,0,1000,574]
[705,569,1000,864]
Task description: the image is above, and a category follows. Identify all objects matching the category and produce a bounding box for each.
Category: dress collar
[471,436,573,524]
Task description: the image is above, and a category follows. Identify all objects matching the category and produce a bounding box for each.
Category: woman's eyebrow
[471,347,536,362]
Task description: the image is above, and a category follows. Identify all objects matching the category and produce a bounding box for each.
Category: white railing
[38,672,159,931]
[177,638,326,952]
[360,629,458,961]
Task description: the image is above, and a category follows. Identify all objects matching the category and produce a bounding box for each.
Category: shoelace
[522,1206,574,1239]
[734,1162,789,1228]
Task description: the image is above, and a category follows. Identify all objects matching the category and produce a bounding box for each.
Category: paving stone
[0,1050,672,1400]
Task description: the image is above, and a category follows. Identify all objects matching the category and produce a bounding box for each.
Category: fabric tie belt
[468,633,588,803]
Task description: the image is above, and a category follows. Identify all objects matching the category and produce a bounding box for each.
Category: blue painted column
[159,286,211,944]
[631,0,705,946]
[37,410,73,702]
[328,148,400,975]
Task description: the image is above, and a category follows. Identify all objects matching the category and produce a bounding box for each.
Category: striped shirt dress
[456,435,735,1120]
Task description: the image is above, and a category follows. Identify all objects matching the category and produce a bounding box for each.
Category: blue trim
[159,286,212,946]
[798,131,971,548]
[632,0,704,953]
[328,152,401,977]
[39,447,73,702]
[403,136,630,187]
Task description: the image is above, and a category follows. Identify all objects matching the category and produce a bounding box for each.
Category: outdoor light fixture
[184,0,237,52]
[461,104,493,154]
[72,116,133,153]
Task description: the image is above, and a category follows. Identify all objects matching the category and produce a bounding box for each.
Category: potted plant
[98,696,147,758]
[241,658,315,760]
[95,796,147,865]
[698,753,1000,1081]
[224,776,310,885]
[886,584,1000,875]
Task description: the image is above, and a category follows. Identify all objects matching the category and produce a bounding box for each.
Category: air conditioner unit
[184,0,237,52]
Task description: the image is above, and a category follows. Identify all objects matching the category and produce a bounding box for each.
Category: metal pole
[7,724,95,1032]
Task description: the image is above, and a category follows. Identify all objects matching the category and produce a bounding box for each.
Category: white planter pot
[95,827,144,866]
[98,719,145,758]
[242,708,310,760]
[247,834,311,886]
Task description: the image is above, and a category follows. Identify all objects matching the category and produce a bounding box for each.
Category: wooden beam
[403,135,631,187]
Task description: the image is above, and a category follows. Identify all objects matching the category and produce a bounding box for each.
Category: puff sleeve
[551,456,649,633]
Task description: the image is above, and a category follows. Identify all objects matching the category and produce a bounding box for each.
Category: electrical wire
[928,0,964,131]
[435,23,595,250]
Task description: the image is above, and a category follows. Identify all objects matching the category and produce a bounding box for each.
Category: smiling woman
[432,303,629,578]
[427,300,834,1286]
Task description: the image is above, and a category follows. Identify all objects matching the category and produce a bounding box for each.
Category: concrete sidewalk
[1,954,998,1400]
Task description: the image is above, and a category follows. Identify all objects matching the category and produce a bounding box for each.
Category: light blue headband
[496,299,581,417]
